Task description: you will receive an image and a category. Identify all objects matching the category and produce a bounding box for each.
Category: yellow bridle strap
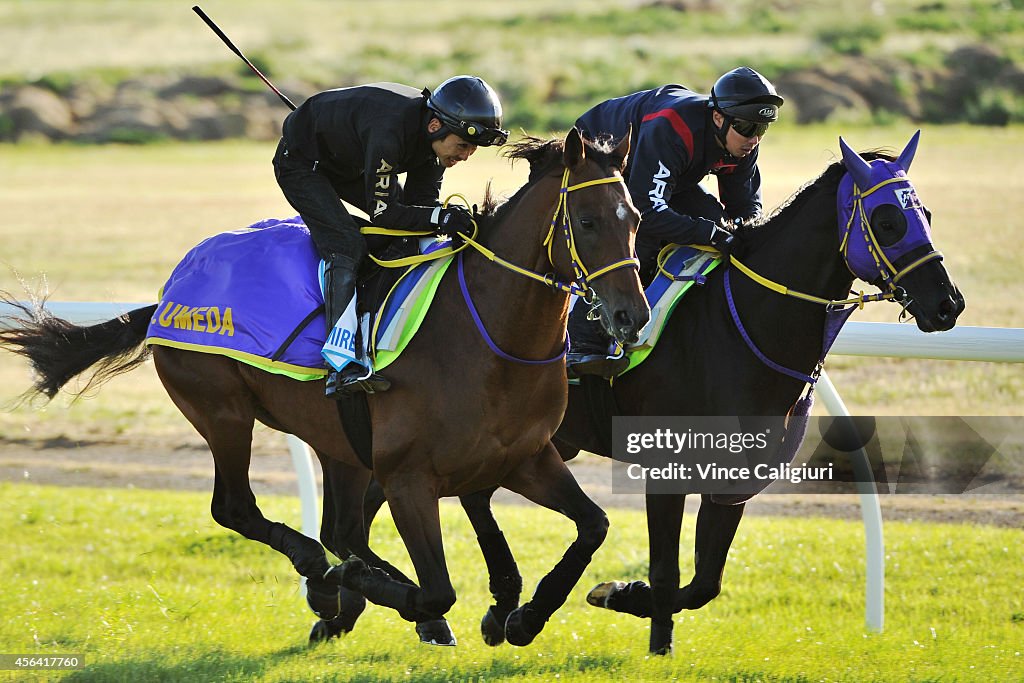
[587,258,642,281]
[892,250,943,283]
[357,173,636,296]
[729,254,894,308]
[550,169,638,287]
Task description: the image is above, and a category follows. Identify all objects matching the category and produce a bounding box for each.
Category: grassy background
[3,0,1024,130]
[1,483,1021,682]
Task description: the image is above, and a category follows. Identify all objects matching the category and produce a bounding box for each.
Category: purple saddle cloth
[145,216,328,379]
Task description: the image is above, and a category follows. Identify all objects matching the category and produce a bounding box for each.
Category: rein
[365,167,639,365]
[359,170,638,297]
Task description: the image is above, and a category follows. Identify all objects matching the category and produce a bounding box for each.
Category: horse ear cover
[838,136,874,190]
[896,130,921,173]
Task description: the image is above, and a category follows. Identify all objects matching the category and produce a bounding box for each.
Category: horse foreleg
[335,482,457,645]
[647,493,686,654]
[460,487,522,646]
[672,495,745,611]
[500,443,609,647]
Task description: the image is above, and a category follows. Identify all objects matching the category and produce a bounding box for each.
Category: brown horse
[0,129,650,647]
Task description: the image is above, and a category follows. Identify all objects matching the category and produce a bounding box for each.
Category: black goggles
[455,121,509,147]
[728,117,770,139]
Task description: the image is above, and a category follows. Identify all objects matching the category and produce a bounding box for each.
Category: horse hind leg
[154,349,334,614]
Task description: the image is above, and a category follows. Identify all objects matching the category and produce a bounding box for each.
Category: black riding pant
[273,139,367,267]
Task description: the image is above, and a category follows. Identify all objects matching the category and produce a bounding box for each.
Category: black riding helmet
[709,67,784,123]
[424,75,509,147]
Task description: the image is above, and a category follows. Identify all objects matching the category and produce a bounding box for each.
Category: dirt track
[2,437,1022,528]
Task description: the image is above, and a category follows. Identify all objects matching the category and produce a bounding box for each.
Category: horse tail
[0,294,157,401]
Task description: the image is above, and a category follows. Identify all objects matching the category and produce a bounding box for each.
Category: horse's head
[556,128,649,344]
[838,131,965,332]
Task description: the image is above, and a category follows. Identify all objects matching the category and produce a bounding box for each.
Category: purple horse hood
[837,131,936,284]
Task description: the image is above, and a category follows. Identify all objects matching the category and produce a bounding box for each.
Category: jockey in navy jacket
[576,84,761,270]
[566,67,784,378]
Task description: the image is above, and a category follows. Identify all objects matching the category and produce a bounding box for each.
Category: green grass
[0,483,1021,682]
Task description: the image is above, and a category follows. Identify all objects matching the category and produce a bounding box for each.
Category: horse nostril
[615,310,633,328]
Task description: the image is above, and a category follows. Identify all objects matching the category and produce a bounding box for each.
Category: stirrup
[325,367,391,397]
[566,352,629,380]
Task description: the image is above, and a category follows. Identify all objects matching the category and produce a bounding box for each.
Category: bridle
[722,158,942,385]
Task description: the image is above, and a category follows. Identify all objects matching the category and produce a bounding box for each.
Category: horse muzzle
[912,282,965,332]
[600,300,650,345]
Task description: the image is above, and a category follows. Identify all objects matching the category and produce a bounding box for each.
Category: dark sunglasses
[459,122,509,147]
[728,117,770,139]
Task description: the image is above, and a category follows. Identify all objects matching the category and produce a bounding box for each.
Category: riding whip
[192,5,297,111]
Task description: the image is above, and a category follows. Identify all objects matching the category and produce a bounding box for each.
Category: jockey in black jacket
[274,76,507,396]
[566,66,784,378]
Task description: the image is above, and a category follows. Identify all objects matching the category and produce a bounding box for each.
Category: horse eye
[578,217,596,230]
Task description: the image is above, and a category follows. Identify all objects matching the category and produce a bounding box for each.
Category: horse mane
[476,134,624,227]
[737,148,897,246]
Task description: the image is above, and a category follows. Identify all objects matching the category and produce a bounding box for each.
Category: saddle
[146,216,452,379]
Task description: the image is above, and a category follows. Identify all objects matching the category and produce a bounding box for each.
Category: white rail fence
[3,300,1023,632]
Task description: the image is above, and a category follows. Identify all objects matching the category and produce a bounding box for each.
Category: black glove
[701,219,734,259]
[431,205,473,240]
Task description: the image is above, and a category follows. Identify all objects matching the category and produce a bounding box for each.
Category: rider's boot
[322,257,390,398]
[565,301,628,379]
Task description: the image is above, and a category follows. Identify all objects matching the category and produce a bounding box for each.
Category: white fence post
[817,371,885,632]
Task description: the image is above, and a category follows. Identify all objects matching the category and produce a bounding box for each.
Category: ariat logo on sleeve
[648,161,671,212]
[374,158,394,217]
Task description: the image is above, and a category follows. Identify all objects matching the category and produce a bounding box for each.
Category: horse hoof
[416,618,457,646]
[586,580,627,608]
[305,576,342,621]
[649,620,673,655]
[335,588,367,633]
[308,617,347,644]
[586,580,652,618]
[330,555,368,591]
[504,604,543,647]
[480,605,511,647]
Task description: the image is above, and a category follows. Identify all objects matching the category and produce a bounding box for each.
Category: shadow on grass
[63,649,270,682]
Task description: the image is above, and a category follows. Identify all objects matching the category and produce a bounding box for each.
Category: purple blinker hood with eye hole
[837,130,937,284]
